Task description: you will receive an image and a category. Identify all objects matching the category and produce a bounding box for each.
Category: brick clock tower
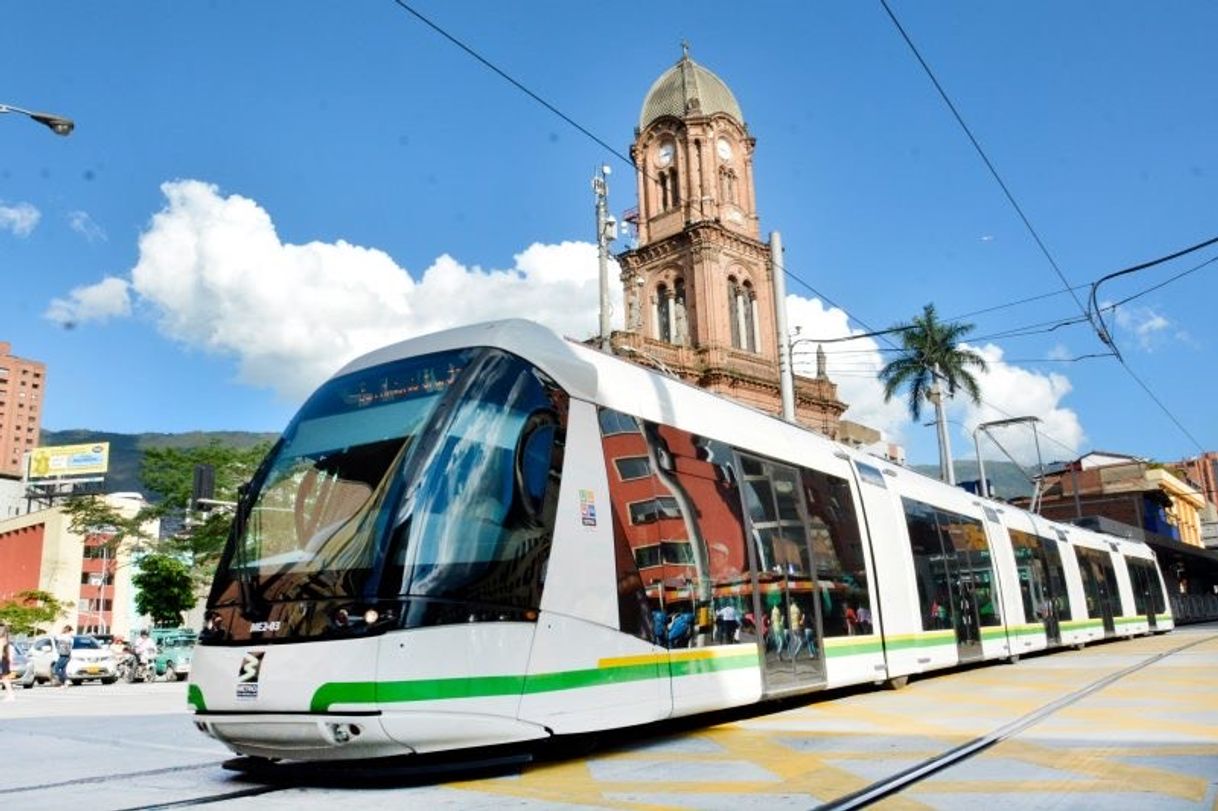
[615,49,847,436]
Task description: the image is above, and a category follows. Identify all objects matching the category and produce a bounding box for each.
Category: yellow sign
[27,442,110,480]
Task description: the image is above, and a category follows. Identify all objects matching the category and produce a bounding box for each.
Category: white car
[25,635,118,685]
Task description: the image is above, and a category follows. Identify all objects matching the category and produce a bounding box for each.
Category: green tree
[132,554,197,627]
[141,441,271,583]
[0,590,71,635]
[61,495,159,558]
[879,303,988,483]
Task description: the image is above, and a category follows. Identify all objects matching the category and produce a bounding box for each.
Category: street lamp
[0,103,74,136]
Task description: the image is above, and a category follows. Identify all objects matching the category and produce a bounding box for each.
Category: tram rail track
[817,631,1217,809]
[5,632,1211,810]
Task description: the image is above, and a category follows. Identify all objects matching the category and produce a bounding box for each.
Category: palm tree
[879,303,988,484]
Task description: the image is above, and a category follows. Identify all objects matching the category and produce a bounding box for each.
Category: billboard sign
[26,442,111,480]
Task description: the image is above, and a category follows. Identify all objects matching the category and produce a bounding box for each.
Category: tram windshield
[207,346,568,638]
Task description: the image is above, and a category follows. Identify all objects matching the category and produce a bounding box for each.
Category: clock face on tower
[716,137,732,161]
[657,142,674,167]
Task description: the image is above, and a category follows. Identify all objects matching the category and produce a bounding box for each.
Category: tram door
[738,454,826,693]
[903,500,989,663]
[1036,537,1065,645]
[1123,557,1159,630]
[1074,547,1119,637]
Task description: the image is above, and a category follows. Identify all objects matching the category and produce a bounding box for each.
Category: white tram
[189,320,1172,761]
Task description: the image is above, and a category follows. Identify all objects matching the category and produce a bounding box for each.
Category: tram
[188,319,1172,761]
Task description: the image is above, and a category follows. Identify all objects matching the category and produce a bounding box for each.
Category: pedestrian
[0,623,16,701]
[53,624,74,687]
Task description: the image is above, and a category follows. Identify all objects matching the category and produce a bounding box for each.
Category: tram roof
[335,320,1157,561]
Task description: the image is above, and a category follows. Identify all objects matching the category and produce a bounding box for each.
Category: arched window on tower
[658,168,680,211]
[655,283,671,342]
[719,167,737,205]
[673,278,687,345]
[743,281,757,353]
[728,277,742,349]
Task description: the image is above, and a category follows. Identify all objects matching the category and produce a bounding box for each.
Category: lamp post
[592,164,616,351]
[0,103,74,136]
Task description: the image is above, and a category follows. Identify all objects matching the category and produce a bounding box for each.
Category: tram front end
[189,344,568,761]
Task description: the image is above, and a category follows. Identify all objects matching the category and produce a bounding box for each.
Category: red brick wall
[0,522,45,599]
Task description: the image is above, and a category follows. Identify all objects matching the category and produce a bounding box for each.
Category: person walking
[53,624,74,688]
[0,623,16,701]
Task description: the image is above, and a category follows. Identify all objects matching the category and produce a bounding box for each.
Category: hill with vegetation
[39,429,279,498]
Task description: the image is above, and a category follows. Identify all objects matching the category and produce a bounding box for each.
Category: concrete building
[0,341,46,478]
[0,474,26,519]
[1169,451,1218,548]
[614,50,848,438]
[0,493,155,636]
[1029,453,1206,547]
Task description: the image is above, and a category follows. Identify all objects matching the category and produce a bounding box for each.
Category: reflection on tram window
[855,462,887,488]
[901,498,1001,633]
[801,467,872,637]
[1008,529,1072,628]
[614,456,651,481]
[386,350,568,616]
[1074,546,1122,622]
[212,348,476,609]
[1124,557,1166,615]
[599,408,752,648]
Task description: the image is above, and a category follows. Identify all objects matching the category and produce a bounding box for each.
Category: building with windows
[614,50,847,438]
[0,493,154,636]
[0,341,46,478]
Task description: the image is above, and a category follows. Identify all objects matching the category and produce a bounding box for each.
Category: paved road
[2,624,1215,810]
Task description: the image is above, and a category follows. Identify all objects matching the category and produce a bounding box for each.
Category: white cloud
[953,343,1085,464]
[44,276,132,328]
[785,295,910,443]
[49,179,620,399]
[0,201,40,236]
[1112,303,1171,351]
[67,210,107,242]
[778,303,1086,465]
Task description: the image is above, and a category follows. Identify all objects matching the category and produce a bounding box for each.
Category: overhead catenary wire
[389,0,1201,460]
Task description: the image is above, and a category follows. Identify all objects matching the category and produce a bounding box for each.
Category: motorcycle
[117,653,158,684]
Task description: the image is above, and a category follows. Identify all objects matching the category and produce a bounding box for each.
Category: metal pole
[974,429,989,499]
[594,165,614,351]
[770,231,796,422]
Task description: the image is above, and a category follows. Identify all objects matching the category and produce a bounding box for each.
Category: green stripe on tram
[187,683,207,712]
[311,649,759,712]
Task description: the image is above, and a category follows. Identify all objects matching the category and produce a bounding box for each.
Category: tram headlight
[363,609,379,625]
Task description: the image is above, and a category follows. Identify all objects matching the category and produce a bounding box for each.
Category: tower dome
[638,50,743,130]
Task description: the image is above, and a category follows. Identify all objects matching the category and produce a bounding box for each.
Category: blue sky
[2,1,1215,470]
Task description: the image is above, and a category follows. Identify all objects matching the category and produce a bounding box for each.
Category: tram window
[1009,529,1048,624]
[855,462,887,488]
[801,467,871,637]
[390,351,567,614]
[599,409,640,436]
[901,498,1000,630]
[1042,538,1074,622]
[598,410,751,648]
[1123,556,1149,615]
[1074,546,1119,619]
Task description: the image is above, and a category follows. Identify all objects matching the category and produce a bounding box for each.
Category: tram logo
[237,651,265,685]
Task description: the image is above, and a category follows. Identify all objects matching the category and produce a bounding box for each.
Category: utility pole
[770,231,796,422]
[593,164,617,351]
